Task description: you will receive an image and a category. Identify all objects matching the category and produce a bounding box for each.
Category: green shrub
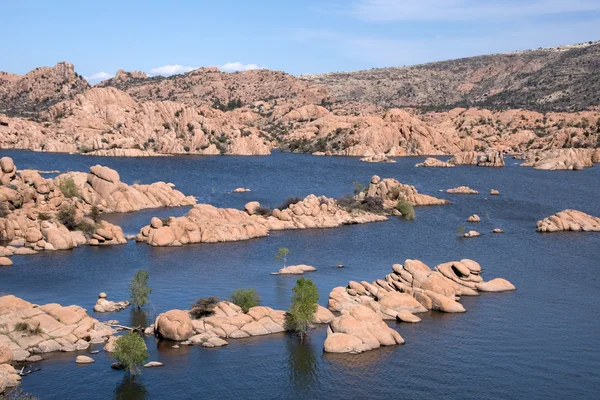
[352,181,363,195]
[231,289,260,313]
[275,247,289,267]
[113,332,149,376]
[59,177,79,198]
[57,205,77,230]
[160,218,170,227]
[76,219,97,235]
[254,206,273,216]
[285,278,319,339]
[38,212,53,221]
[14,322,29,332]
[190,297,219,319]
[395,200,415,220]
[90,205,100,222]
[129,270,152,309]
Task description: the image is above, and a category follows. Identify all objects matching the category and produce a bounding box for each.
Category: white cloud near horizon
[149,64,197,76]
[84,71,112,82]
[351,0,600,22]
[219,62,264,72]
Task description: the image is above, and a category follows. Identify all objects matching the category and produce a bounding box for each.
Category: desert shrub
[113,332,149,376]
[160,218,170,226]
[129,270,152,309]
[388,186,402,200]
[277,197,302,210]
[89,205,100,222]
[57,205,77,230]
[37,212,52,221]
[190,296,219,319]
[14,322,29,332]
[59,177,79,198]
[254,206,273,216]
[352,181,363,195]
[231,289,260,313]
[362,196,384,212]
[285,278,319,339]
[78,145,93,154]
[76,219,97,235]
[395,200,415,220]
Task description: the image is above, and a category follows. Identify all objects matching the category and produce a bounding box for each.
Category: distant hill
[301,41,600,112]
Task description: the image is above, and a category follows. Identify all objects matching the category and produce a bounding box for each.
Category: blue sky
[1,0,599,82]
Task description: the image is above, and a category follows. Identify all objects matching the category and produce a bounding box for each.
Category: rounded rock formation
[155,310,193,341]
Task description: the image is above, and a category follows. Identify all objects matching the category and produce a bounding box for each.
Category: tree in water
[113,332,149,376]
[285,278,319,340]
[129,270,152,309]
[276,247,290,267]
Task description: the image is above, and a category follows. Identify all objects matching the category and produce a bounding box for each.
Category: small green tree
[129,270,152,309]
[285,278,319,340]
[231,289,260,313]
[90,205,100,222]
[56,205,77,230]
[58,177,79,198]
[113,332,149,376]
[395,200,415,220]
[276,247,290,267]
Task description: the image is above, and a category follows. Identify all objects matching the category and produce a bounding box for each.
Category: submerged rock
[273,264,316,275]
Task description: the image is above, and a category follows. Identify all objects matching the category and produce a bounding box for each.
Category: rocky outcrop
[358,175,450,207]
[521,148,599,170]
[536,210,600,232]
[464,230,481,238]
[0,158,195,252]
[359,154,396,163]
[328,259,514,321]
[449,151,505,167]
[153,302,334,347]
[446,186,478,194]
[0,295,116,367]
[323,304,404,354]
[0,362,21,394]
[272,264,316,275]
[136,194,388,247]
[93,293,130,313]
[415,157,454,168]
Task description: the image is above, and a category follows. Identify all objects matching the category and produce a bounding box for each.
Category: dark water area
[1,149,599,399]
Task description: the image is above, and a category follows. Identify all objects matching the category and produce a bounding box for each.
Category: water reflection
[130,308,149,329]
[113,376,148,400]
[286,335,319,392]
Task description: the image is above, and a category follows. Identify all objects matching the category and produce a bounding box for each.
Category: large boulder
[155,310,193,341]
[476,278,516,292]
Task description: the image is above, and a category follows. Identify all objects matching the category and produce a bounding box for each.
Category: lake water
[1,150,599,399]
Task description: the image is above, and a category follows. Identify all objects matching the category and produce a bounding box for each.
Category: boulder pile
[521,148,599,170]
[136,194,388,247]
[359,153,396,163]
[93,293,130,313]
[447,186,478,194]
[328,259,515,322]
[153,302,335,348]
[358,175,451,207]
[449,151,505,167]
[0,295,116,368]
[536,209,600,232]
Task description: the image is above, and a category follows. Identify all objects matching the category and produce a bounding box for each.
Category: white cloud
[352,0,600,22]
[219,62,264,72]
[149,64,197,76]
[84,71,113,82]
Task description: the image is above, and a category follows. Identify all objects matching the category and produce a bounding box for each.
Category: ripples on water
[1,150,599,399]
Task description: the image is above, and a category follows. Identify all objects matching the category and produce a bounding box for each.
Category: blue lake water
[1,150,599,399]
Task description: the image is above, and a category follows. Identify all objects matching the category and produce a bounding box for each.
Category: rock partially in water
[324,304,404,354]
[144,361,164,368]
[360,153,396,163]
[360,176,451,207]
[273,264,316,275]
[449,151,505,167]
[477,278,516,292]
[75,355,95,364]
[233,187,251,193]
[414,157,454,168]
[490,189,500,195]
[492,228,504,233]
[536,209,600,232]
[328,258,515,324]
[467,214,481,222]
[521,148,598,170]
[463,230,480,238]
[155,310,193,341]
[0,257,12,266]
[93,294,130,313]
[447,186,478,194]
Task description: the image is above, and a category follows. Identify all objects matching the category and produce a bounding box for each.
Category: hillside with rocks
[302,41,600,113]
[0,62,89,118]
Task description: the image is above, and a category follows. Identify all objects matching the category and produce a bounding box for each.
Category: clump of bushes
[190,296,219,319]
[337,195,384,213]
[254,206,273,216]
[231,289,260,313]
[277,197,303,210]
[113,332,149,376]
[56,205,77,230]
[395,200,415,220]
[38,212,53,221]
[58,177,79,198]
[285,278,319,339]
